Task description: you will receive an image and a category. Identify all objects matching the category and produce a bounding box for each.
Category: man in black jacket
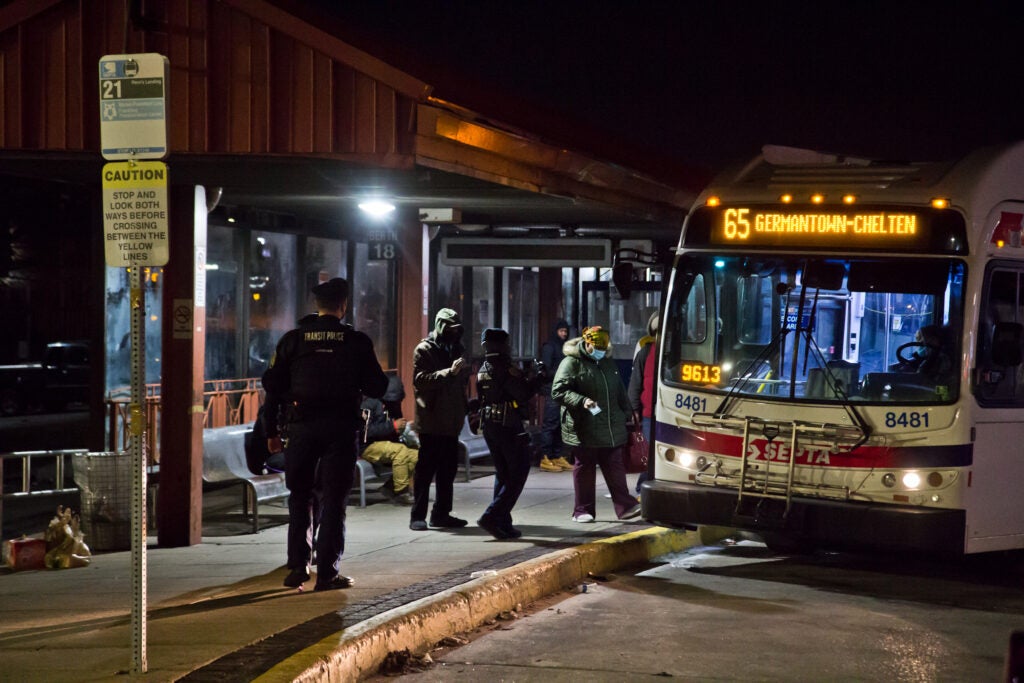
[538,319,571,471]
[475,328,547,539]
[410,308,471,531]
[262,278,388,591]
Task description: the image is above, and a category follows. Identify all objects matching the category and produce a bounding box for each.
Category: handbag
[624,428,649,474]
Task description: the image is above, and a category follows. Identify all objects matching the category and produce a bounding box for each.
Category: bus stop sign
[99,53,169,161]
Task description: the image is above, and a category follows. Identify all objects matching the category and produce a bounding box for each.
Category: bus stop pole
[129,265,148,673]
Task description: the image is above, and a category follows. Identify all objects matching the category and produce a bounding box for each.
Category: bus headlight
[902,472,922,489]
[881,473,896,488]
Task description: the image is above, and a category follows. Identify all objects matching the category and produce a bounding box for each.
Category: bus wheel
[762,532,816,555]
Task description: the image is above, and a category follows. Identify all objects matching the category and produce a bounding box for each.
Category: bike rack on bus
[691,414,865,523]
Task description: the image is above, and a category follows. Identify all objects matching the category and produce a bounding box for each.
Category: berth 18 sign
[102,161,169,267]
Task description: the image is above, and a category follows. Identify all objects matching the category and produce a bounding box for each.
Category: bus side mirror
[612,261,634,299]
[991,322,1023,367]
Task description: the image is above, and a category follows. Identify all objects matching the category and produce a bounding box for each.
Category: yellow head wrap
[582,326,610,350]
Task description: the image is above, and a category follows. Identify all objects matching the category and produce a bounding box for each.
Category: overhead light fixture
[359,199,396,218]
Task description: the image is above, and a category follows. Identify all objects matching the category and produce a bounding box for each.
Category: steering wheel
[896,341,929,365]
[896,341,951,372]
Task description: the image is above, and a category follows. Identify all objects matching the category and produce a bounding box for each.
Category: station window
[353,242,396,369]
[503,267,539,358]
[471,267,495,357]
[247,231,296,377]
[304,237,347,316]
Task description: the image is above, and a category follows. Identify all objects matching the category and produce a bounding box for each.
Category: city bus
[642,142,1024,555]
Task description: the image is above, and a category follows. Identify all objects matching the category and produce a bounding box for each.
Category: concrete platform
[0,464,705,682]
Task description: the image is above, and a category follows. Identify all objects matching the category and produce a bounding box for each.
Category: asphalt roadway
[0,461,708,682]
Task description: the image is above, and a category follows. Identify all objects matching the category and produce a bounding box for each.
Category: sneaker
[619,503,642,520]
[313,575,354,592]
[551,456,574,471]
[572,513,595,523]
[410,520,428,531]
[477,516,512,539]
[502,524,523,539]
[390,490,414,506]
[539,456,562,472]
[283,567,310,588]
[430,514,468,528]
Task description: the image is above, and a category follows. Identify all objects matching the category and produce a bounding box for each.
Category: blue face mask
[590,348,606,361]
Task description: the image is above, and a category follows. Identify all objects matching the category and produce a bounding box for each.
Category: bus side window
[991,322,1023,367]
[976,267,1024,403]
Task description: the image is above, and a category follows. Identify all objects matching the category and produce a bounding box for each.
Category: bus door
[582,280,661,385]
[970,260,1024,548]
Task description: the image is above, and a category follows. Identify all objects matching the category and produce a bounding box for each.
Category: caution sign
[102,161,169,267]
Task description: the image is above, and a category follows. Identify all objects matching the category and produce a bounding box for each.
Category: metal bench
[459,417,491,482]
[202,424,288,533]
[354,458,390,508]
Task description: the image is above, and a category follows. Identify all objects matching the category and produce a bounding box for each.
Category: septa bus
[642,143,1024,555]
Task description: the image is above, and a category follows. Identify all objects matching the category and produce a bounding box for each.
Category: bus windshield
[661,254,965,404]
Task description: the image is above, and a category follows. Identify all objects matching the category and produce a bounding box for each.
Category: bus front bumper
[640,478,966,556]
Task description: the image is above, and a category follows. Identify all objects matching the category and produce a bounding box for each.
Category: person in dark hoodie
[551,325,641,523]
[538,319,572,472]
[409,308,472,531]
[475,328,548,539]
[262,278,388,591]
[360,374,417,505]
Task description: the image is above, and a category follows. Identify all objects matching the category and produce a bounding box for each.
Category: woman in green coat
[551,326,642,523]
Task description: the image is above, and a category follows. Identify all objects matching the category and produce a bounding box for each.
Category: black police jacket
[261,315,388,438]
[476,354,542,427]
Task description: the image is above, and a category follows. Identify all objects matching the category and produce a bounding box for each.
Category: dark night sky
[297,1,1024,186]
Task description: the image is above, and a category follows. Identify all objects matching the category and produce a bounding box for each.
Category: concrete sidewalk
[1,465,702,682]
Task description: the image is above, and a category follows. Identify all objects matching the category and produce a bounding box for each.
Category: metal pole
[129,264,148,673]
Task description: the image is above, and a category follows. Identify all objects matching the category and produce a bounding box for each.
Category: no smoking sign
[172,299,193,339]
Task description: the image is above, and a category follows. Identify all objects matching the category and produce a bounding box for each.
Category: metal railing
[0,449,86,498]
[104,378,263,465]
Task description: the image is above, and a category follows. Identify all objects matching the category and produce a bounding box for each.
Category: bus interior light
[902,472,922,489]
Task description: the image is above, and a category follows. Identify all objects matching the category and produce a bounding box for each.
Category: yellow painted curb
[256,527,699,682]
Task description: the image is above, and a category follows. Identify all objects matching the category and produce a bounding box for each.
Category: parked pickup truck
[0,341,90,416]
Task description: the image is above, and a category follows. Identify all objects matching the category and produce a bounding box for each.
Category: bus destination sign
[685,204,967,253]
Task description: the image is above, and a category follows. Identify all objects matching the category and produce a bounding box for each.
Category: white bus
[643,143,1024,555]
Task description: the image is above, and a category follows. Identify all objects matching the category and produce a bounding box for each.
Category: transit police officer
[262,277,388,591]
[475,328,547,539]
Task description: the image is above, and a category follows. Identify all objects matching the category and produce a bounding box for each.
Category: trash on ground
[469,569,498,579]
[379,648,433,675]
[44,506,91,569]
